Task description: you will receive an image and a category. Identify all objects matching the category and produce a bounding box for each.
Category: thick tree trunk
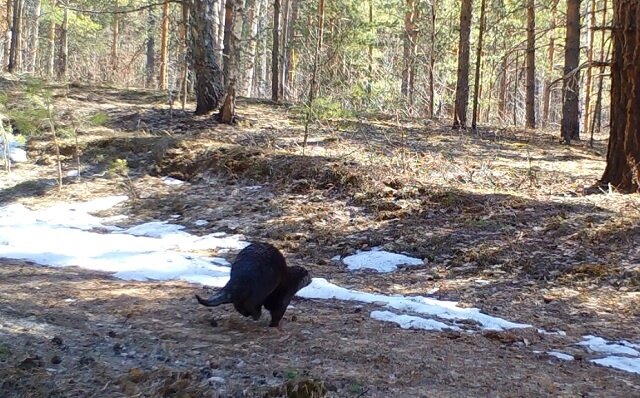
[27,0,41,73]
[271,0,280,101]
[560,0,581,144]
[190,0,224,115]
[7,0,22,73]
[600,0,639,192]
[525,0,536,129]
[159,0,169,89]
[471,0,486,130]
[452,0,472,129]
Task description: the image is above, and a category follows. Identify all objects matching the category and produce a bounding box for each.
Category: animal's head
[288,266,311,291]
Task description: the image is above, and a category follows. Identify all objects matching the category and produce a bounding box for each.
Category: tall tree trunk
[223,0,235,86]
[525,0,536,129]
[8,0,22,73]
[27,0,41,73]
[146,8,156,88]
[592,0,608,137]
[271,0,280,101]
[159,0,169,89]
[242,0,258,97]
[279,0,288,99]
[600,0,639,192]
[179,0,190,109]
[367,0,373,102]
[452,0,472,129]
[111,0,119,76]
[284,0,298,99]
[401,0,415,99]
[257,0,268,96]
[542,0,558,126]
[498,53,508,121]
[560,0,581,144]
[471,0,486,130]
[513,51,520,126]
[4,0,12,68]
[190,0,224,115]
[582,0,596,136]
[55,0,67,80]
[428,0,436,118]
[46,0,54,78]
[217,0,225,61]
[302,0,324,153]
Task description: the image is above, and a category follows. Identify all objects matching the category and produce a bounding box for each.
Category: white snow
[0,196,246,285]
[298,278,530,331]
[371,310,460,331]
[342,247,423,272]
[537,328,567,336]
[547,351,574,361]
[194,220,208,226]
[578,335,640,356]
[591,356,640,374]
[161,176,185,186]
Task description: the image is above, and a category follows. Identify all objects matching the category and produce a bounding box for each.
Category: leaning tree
[600,0,640,193]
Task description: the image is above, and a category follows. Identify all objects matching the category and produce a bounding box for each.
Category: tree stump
[217,79,236,124]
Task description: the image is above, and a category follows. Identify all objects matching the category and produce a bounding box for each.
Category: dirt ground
[1,79,639,397]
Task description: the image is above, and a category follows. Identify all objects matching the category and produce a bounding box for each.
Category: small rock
[50,355,62,365]
[51,336,63,346]
[210,318,219,327]
[18,356,43,370]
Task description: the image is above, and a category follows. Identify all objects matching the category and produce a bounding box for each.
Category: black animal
[195,242,310,327]
[264,265,311,327]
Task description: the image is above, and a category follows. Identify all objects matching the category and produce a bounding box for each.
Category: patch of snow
[161,176,185,186]
[547,351,574,361]
[578,336,640,356]
[9,146,27,162]
[194,220,208,226]
[371,310,460,331]
[331,255,341,262]
[298,278,530,331]
[66,170,79,177]
[537,328,567,336]
[0,197,247,287]
[342,248,423,272]
[591,356,640,374]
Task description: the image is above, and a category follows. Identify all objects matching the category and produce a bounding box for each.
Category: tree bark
[560,0,581,144]
[146,8,156,88]
[111,0,119,75]
[582,0,596,136]
[46,0,54,78]
[452,0,472,129]
[159,0,169,89]
[428,0,436,118]
[302,0,324,153]
[542,0,558,126]
[271,0,280,101]
[190,0,224,115]
[55,0,67,80]
[3,0,12,68]
[7,0,23,73]
[27,0,41,73]
[284,0,298,99]
[471,0,486,130]
[223,0,235,86]
[525,0,536,129]
[600,0,640,192]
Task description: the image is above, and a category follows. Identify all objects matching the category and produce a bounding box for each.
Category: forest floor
[0,77,639,397]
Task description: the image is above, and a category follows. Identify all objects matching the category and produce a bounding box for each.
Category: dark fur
[196,242,286,321]
[264,266,311,327]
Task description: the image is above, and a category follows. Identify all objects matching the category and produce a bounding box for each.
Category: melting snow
[342,247,423,272]
[297,278,530,331]
[547,351,574,361]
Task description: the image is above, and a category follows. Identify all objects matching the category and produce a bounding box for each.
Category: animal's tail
[195,290,232,307]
